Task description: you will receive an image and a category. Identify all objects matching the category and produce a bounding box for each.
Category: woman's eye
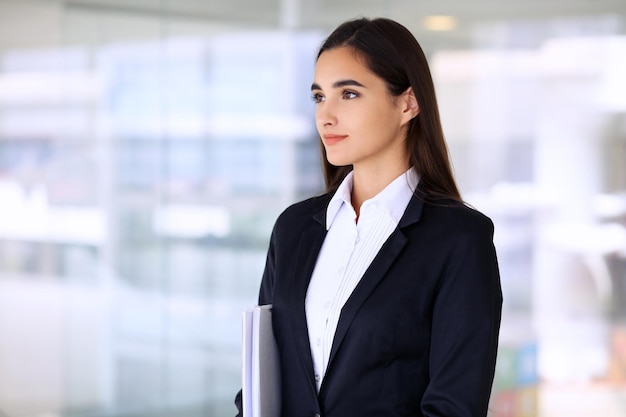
[342,90,358,99]
[311,93,325,103]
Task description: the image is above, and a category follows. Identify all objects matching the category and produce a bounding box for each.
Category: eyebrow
[310,79,366,91]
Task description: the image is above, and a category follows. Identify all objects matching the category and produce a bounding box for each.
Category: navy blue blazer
[236,189,502,417]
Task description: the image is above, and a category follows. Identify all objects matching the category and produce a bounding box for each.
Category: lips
[322,134,348,145]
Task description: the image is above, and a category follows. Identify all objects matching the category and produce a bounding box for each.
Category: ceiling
[0,0,625,51]
[62,0,626,26]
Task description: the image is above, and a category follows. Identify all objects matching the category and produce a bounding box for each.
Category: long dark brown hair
[317,17,461,201]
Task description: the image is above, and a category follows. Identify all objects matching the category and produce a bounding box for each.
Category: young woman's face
[311,46,414,170]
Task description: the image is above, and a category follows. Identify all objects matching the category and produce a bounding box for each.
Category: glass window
[0,1,625,416]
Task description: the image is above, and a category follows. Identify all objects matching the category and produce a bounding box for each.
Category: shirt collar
[325,168,420,230]
[326,171,354,230]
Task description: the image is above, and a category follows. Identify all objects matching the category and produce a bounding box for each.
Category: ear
[400,87,419,125]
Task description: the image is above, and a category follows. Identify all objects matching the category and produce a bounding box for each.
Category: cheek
[360,108,389,134]
[314,111,324,133]
[370,103,403,132]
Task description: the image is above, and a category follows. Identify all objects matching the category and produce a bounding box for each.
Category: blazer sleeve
[234,223,279,417]
[257,223,277,306]
[421,217,503,417]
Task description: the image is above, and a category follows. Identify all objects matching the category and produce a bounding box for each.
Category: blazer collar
[288,195,331,395]
[290,191,426,397]
[323,193,424,380]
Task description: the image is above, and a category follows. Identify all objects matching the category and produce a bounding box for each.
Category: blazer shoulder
[422,199,495,236]
[273,192,332,231]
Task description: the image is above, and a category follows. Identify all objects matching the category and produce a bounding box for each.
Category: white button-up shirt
[305,168,419,392]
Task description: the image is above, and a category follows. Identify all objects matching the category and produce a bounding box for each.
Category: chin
[324,151,351,167]
[326,157,353,167]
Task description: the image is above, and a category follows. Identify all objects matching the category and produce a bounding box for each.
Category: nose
[316,102,337,127]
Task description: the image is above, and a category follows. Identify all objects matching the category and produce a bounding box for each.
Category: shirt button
[315,374,320,381]
[316,338,321,346]
[338,266,345,274]
[323,301,330,309]
[370,203,378,211]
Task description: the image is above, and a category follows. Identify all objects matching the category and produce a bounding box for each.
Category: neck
[351,163,409,219]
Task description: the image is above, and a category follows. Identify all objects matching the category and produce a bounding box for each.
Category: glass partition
[0,1,625,416]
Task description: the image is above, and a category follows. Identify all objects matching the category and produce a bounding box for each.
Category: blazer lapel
[324,194,425,375]
[288,203,328,392]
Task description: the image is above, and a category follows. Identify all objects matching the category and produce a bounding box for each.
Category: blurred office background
[0,0,625,416]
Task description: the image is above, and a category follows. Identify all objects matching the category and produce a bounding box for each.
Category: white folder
[242,305,281,417]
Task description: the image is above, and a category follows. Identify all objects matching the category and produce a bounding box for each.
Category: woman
[236,17,502,417]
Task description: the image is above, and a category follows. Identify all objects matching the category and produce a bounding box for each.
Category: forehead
[314,47,377,85]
